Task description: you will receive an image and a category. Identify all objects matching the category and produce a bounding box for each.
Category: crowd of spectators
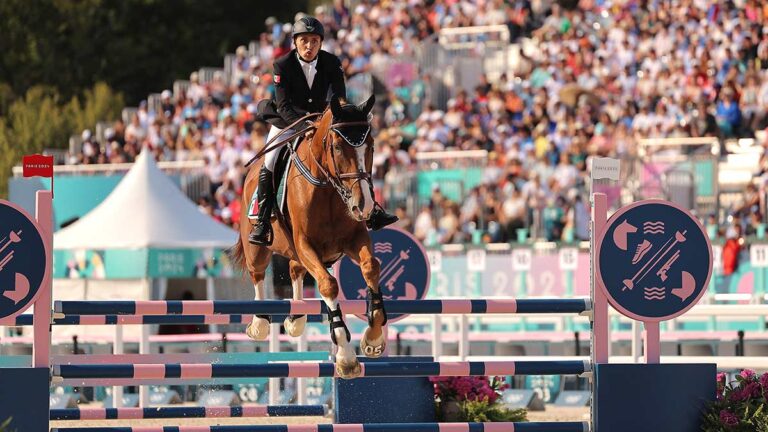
[64,0,768,244]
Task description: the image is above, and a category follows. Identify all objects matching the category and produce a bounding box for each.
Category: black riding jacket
[273,49,347,126]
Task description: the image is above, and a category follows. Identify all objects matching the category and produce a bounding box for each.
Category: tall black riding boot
[367,202,399,230]
[248,167,275,246]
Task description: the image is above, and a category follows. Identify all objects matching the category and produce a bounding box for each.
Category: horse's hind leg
[245,246,273,341]
[295,238,360,379]
[284,260,308,337]
[346,233,386,358]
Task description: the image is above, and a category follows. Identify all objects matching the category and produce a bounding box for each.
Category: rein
[243,113,323,168]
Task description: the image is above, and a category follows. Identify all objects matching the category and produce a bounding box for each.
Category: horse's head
[319,95,376,222]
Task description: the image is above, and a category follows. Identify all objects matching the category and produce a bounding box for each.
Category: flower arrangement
[430,376,528,422]
[701,370,768,431]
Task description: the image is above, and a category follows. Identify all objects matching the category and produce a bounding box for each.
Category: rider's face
[295,34,322,61]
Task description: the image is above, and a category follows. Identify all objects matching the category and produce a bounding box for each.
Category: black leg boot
[248,167,275,246]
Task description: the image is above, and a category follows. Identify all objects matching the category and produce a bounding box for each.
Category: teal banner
[54,248,233,279]
[10,174,182,230]
[416,168,483,202]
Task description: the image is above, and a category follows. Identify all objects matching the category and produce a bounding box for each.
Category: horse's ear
[330,95,343,119]
[358,95,375,115]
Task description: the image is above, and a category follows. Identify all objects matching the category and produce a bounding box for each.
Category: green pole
[472,229,483,334]
[757,226,766,332]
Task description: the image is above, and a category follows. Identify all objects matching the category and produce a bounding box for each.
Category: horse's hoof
[336,358,362,379]
[284,315,307,337]
[361,327,386,358]
[246,317,270,341]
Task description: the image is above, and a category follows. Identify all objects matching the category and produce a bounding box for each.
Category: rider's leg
[248,126,283,246]
[365,181,399,231]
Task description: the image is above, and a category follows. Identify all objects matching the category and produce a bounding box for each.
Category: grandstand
[4,1,768,422]
[13,0,763,246]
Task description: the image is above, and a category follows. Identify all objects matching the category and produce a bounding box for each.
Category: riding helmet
[292,16,325,40]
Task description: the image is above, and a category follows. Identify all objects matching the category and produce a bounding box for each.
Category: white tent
[54,150,236,250]
[49,151,242,382]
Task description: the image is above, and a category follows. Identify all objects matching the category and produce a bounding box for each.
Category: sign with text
[591,157,620,182]
[749,244,768,268]
[427,250,442,272]
[467,249,487,272]
[559,248,579,271]
[512,249,532,271]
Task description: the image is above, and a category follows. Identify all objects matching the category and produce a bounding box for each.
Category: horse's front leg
[244,247,273,341]
[346,233,386,358]
[284,260,307,337]
[295,238,360,379]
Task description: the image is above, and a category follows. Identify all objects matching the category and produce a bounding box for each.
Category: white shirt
[298,54,318,88]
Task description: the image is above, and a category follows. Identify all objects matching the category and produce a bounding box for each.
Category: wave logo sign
[597,199,712,322]
[373,242,393,254]
[335,227,430,323]
[643,287,666,301]
[0,200,49,321]
[643,221,665,235]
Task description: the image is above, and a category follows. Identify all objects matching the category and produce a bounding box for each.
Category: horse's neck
[301,114,334,181]
[290,125,350,215]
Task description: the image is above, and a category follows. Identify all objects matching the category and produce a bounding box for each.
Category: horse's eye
[334,143,342,153]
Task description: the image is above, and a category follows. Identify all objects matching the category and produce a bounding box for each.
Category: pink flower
[719,410,739,427]
[730,388,751,402]
[729,389,746,402]
[745,382,761,399]
[717,372,727,385]
[716,372,727,399]
[740,369,755,381]
[760,373,768,390]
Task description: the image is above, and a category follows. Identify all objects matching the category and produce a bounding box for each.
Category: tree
[0,0,305,105]
[0,0,307,198]
[0,82,124,197]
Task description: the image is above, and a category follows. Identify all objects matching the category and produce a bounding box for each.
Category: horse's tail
[227,236,247,275]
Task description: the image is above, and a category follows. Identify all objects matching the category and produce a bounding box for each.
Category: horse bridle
[307,119,373,207]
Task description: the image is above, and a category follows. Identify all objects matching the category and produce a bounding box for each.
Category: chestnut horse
[230,95,387,379]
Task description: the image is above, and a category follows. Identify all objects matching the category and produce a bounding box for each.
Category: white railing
[414,149,489,170]
[438,25,510,49]
[13,160,205,177]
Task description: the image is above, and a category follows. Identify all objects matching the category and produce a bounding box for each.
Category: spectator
[716,88,743,138]
[63,0,768,239]
[414,205,436,243]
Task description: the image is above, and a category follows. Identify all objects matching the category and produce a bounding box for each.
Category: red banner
[22,154,54,178]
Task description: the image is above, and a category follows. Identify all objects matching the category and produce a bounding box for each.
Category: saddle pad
[247,144,294,221]
[277,152,292,216]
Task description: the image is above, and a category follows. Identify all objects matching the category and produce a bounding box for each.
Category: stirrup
[248,222,273,246]
[367,211,398,231]
[326,305,350,345]
[366,287,388,327]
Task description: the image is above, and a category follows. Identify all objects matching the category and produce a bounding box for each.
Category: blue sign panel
[0,200,48,320]
[335,227,430,323]
[596,200,712,321]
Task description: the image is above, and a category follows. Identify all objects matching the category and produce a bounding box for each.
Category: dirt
[50,406,590,428]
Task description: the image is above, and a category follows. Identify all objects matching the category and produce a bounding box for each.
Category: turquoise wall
[10,174,181,230]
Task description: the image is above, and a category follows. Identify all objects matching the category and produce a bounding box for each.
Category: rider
[249,16,398,245]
